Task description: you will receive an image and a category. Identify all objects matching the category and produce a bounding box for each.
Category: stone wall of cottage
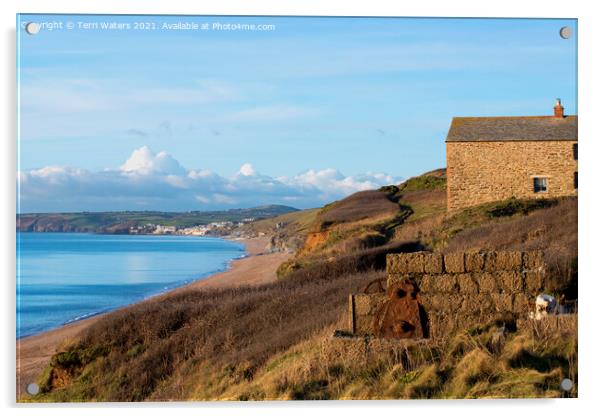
[446,141,577,211]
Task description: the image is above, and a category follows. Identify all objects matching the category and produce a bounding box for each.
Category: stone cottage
[446,99,578,211]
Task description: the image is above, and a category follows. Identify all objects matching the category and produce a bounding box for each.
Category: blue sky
[17,15,577,212]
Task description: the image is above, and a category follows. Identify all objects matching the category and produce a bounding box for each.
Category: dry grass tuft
[447,349,495,397]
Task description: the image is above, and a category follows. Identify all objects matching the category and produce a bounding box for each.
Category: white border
[2,1,601,415]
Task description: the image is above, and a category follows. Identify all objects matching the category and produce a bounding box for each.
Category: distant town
[16,205,298,234]
[129,218,258,236]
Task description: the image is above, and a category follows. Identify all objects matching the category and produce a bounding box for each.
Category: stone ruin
[347,250,547,339]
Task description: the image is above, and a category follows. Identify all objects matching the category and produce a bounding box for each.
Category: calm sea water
[16,232,245,339]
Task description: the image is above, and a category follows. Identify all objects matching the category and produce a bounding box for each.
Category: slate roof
[445,116,578,142]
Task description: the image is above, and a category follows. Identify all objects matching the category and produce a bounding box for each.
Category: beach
[16,235,290,397]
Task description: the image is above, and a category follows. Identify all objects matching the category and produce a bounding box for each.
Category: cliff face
[299,231,330,254]
[16,216,95,233]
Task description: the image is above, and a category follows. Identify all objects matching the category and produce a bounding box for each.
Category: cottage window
[573,144,578,160]
[574,172,578,189]
[533,177,548,193]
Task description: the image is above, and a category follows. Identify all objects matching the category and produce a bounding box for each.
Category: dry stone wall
[349,250,546,339]
[348,294,386,336]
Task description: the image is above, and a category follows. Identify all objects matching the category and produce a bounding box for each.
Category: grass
[317,190,401,227]
[399,190,446,223]
[31,311,576,401]
[29,269,387,402]
[26,168,578,402]
[241,208,319,236]
[228,314,576,400]
[274,188,414,270]
[389,194,576,292]
[486,198,558,218]
[399,175,447,192]
[380,169,447,201]
[444,197,577,294]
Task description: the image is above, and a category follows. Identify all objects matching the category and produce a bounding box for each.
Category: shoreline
[16,235,291,398]
[16,233,248,341]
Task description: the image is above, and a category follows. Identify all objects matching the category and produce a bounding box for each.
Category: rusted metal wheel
[361,277,387,294]
[373,279,425,339]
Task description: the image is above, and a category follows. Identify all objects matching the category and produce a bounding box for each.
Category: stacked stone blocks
[446,141,578,211]
[350,250,546,338]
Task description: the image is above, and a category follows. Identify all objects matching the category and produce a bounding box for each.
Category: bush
[486,198,558,218]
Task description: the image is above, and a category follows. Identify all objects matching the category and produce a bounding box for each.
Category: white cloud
[165,175,188,189]
[195,195,211,204]
[120,146,185,175]
[18,146,402,212]
[188,169,218,180]
[212,193,237,205]
[238,163,256,177]
[25,166,90,186]
[280,169,398,201]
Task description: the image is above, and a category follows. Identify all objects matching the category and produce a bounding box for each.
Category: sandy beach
[16,235,290,397]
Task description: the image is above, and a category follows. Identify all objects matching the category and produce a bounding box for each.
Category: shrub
[486,198,558,218]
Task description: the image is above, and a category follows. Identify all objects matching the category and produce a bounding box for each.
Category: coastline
[16,235,291,398]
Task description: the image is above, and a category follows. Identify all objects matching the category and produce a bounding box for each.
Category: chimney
[554,98,565,118]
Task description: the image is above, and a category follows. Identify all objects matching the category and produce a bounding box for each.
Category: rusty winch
[370,278,427,339]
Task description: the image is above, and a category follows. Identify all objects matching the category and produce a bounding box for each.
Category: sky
[17,15,577,212]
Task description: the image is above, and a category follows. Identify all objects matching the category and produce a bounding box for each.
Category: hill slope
[17,205,298,233]
[24,169,577,401]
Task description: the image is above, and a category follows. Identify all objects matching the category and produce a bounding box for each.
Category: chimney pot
[554,98,564,118]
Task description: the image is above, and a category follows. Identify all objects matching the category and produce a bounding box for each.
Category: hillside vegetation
[17,205,298,233]
[25,169,577,401]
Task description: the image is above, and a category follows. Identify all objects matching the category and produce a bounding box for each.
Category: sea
[16,232,246,339]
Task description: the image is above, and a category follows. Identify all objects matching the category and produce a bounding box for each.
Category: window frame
[533,177,549,193]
